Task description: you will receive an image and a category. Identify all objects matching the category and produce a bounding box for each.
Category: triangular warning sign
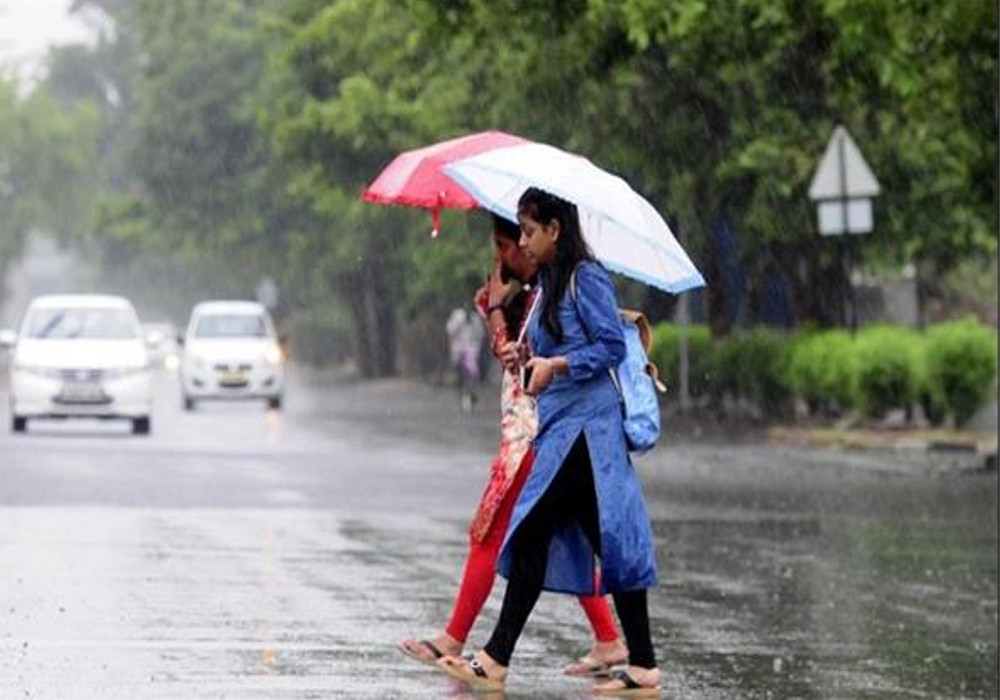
[808,126,880,200]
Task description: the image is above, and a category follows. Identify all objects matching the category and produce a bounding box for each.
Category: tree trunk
[342,262,399,379]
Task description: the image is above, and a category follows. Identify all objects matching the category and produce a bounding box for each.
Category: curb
[768,426,998,473]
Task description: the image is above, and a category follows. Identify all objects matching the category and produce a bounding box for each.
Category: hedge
[648,319,997,425]
[788,330,857,413]
[923,319,998,426]
[852,326,922,418]
[710,328,792,413]
[648,323,712,397]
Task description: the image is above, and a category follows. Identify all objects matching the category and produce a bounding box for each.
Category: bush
[644,320,997,426]
[853,326,921,418]
[788,330,857,413]
[649,323,713,398]
[711,328,792,413]
[914,343,947,427]
[923,319,998,426]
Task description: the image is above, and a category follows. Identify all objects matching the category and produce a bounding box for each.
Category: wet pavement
[0,366,996,698]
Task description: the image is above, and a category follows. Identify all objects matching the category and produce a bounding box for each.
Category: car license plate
[57,380,108,404]
[220,372,248,388]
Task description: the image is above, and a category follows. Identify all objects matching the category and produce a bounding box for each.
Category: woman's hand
[496,340,520,372]
[486,259,513,308]
[524,357,554,395]
[524,355,569,395]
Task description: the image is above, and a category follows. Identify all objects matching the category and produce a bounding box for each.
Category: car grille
[59,369,105,381]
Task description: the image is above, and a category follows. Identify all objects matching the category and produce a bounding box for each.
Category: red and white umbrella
[362,130,529,236]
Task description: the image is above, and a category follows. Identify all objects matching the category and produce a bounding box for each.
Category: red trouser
[445,449,619,643]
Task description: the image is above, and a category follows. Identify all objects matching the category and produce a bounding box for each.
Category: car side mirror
[0,328,16,349]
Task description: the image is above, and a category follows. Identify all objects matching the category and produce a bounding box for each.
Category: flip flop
[437,654,505,692]
[592,668,662,697]
[398,639,445,667]
[563,653,628,677]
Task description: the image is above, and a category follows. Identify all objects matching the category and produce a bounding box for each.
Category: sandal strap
[608,668,643,689]
[467,655,489,679]
[420,640,444,659]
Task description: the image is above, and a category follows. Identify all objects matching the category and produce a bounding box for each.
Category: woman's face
[493,232,537,282]
[518,213,559,266]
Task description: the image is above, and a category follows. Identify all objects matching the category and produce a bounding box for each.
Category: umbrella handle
[516,288,542,346]
[430,207,441,238]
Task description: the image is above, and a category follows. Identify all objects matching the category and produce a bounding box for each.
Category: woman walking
[438,190,662,695]
[398,214,627,677]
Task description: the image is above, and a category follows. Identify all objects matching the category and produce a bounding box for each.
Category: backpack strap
[619,309,667,393]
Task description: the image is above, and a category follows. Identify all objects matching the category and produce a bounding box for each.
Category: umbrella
[362,130,529,236]
[443,142,705,294]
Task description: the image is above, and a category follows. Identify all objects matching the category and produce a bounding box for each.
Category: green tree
[416,0,997,332]
[51,0,997,375]
[0,79,100,303]
[264,0,498,375]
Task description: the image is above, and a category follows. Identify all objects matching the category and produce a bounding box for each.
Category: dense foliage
[1,0,996,377]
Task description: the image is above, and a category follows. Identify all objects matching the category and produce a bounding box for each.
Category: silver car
[179,301,284,411]
[2,295,153,434]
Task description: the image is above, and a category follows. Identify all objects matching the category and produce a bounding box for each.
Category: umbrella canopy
[362,130,529,210]
[444,142,705,294]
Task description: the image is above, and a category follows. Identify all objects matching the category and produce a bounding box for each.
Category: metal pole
[837,131,857,333]
[678,291,690,411]
[845,238,857,332]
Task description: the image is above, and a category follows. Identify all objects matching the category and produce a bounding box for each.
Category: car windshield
[195,314,267,338]
[26,307,139,340]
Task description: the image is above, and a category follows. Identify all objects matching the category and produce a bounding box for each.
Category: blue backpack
[570,272,666,454]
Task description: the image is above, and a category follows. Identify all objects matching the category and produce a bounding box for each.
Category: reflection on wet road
[0,367,995,698]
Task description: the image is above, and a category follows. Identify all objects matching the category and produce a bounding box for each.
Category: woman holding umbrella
[398,214,628,677]
[438,189,662,696]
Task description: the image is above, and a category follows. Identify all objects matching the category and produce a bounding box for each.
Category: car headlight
[13,364,61,378]
[264,346,283,365]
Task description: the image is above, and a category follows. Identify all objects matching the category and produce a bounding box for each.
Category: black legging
[484,435,656,669]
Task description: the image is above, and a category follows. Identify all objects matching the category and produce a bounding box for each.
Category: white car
[180,301,284,410]
[2,295,153,434]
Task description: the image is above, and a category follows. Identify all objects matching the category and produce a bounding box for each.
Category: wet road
[0,367,996,699]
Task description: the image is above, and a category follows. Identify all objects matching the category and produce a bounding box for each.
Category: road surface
[0,366,995,698]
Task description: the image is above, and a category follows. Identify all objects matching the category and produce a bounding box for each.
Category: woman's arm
[475,260,519,371]
[524,263,624,395]
[563,262,625,379]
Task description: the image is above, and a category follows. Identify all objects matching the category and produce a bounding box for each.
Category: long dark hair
[491,213,529,336]
[491,213,519,242]
[517,187,594,342]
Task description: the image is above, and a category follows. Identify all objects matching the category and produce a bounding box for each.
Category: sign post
[808,126,880,331]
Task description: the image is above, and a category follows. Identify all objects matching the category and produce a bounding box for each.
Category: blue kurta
[497,261,658,595]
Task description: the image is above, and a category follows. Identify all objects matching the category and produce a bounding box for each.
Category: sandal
[592,668,662,697]
[563,653,628,677]
[398,639,445,667]
[437,654,505,692]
